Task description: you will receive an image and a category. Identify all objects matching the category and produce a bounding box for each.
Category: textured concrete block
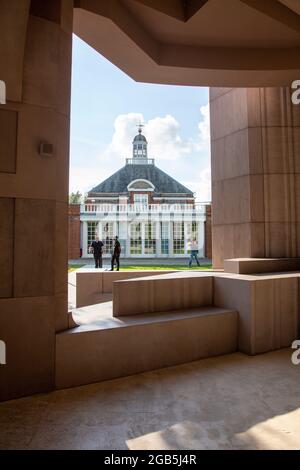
[0,198,14,298]
[76,271,176,308]
[0,296,55,401]
[214,276,253,353]
[253,277,298,353]
[0,109,18,173]
[210,88,248,141]
[113,274,213,317]
[76,271,103,308]
[214,273,299,354]
[224,258,300,274]
[55,202,68,294]
[55,292,68,333]
[23,15,72,115]
[56,307,238,389]
[14,198,55,297]
[0,0,30,102]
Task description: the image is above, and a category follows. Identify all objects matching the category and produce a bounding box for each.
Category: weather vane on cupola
[137,122,145,134]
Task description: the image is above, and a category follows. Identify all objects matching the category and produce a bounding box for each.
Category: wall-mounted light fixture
[39,142,54,157]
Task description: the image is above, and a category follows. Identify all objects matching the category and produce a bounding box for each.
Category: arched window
[127,179,155,192]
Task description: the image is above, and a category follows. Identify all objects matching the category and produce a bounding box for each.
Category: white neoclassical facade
[80,127,208,258]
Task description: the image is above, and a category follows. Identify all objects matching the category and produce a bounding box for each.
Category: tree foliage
[69,191,82,204]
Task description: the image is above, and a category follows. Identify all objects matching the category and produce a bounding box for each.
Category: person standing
[90,235,104,269]
[110,236,121,271]
[188,238,200,268]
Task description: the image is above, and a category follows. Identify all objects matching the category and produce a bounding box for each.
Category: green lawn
[119,264,212,271]
[68,263,212,272]
[68,264,84,272]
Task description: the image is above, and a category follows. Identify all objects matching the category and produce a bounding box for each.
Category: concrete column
[0,0,73,401]
[141,221,145,256]
[169,221,174,257]
[184,222,188,255]
[98,221,102,241]
[156,220,161,258]
[125,221,131,257]
[210,87,300,268]
[82,221,88,257]
[198,221,205,258]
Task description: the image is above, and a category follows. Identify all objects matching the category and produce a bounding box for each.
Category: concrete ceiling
[73,0,300,87]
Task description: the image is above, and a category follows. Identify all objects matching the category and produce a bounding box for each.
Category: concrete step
[76,269,177,308]
[224,257,300,275]
[113,272,213,316]
[55,303,237,389]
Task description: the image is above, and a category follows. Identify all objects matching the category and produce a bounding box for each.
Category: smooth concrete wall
[56,308,238,389]
[113,274,213,316]
[210,87,300,268]
[214,274,299,354]
[0,0,73,401]
[224,258,300,274]
[76,270,176,308]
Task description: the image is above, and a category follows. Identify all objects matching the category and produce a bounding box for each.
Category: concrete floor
[0,349,299,450]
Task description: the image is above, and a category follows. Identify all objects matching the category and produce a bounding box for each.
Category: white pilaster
[156,220,161,257]
[169,221,174,257]
[198,221,205,258]
[82,221,88,257]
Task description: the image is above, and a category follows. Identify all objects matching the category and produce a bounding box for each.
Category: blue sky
[70,35,211,202]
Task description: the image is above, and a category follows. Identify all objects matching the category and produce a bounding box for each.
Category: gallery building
[69,127,210,259]
[2,0,300,451]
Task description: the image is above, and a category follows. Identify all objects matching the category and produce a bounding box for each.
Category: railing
[126,158,155,165]
[81,203,207,214]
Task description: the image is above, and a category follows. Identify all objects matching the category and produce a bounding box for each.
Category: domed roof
[133,132,147,143]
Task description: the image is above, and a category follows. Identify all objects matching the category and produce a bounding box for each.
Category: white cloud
[103,112,192,161]
[146,115,192,160]
[183,168,211,203]
[196,104,211,151]
[105,113,144,159]
[70,107,212,200]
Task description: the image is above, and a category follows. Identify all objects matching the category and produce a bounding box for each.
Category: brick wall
[68,204,81,259]
[205,204,212,259]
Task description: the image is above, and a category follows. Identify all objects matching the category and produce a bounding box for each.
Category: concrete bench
[76,270,176,308]
[113,272,213,317]
[56,305,238,389]
[224,258,300,275]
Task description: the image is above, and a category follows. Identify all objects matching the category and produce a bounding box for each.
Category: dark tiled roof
[89,164,194,196]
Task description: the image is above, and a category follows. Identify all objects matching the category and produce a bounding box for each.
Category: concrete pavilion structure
[80,126,207,259]
[1,0,300,450]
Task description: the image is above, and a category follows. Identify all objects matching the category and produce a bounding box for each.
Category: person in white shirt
[188,238,200,268]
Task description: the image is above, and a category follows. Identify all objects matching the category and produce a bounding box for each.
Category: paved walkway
[0,349,299,449]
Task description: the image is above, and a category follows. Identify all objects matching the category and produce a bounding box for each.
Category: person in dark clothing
[90,236,104,269]
[110,236,121,271]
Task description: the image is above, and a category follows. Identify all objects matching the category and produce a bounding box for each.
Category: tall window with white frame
[173,221,185,255]
[87,221,98,253]
[130,222,142,255]
[144,222,156,255]
[118,222,127,256]
[102,222,114,255]
[134,194,148,206]
[161,221,169,255]
[187,221,198,246]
